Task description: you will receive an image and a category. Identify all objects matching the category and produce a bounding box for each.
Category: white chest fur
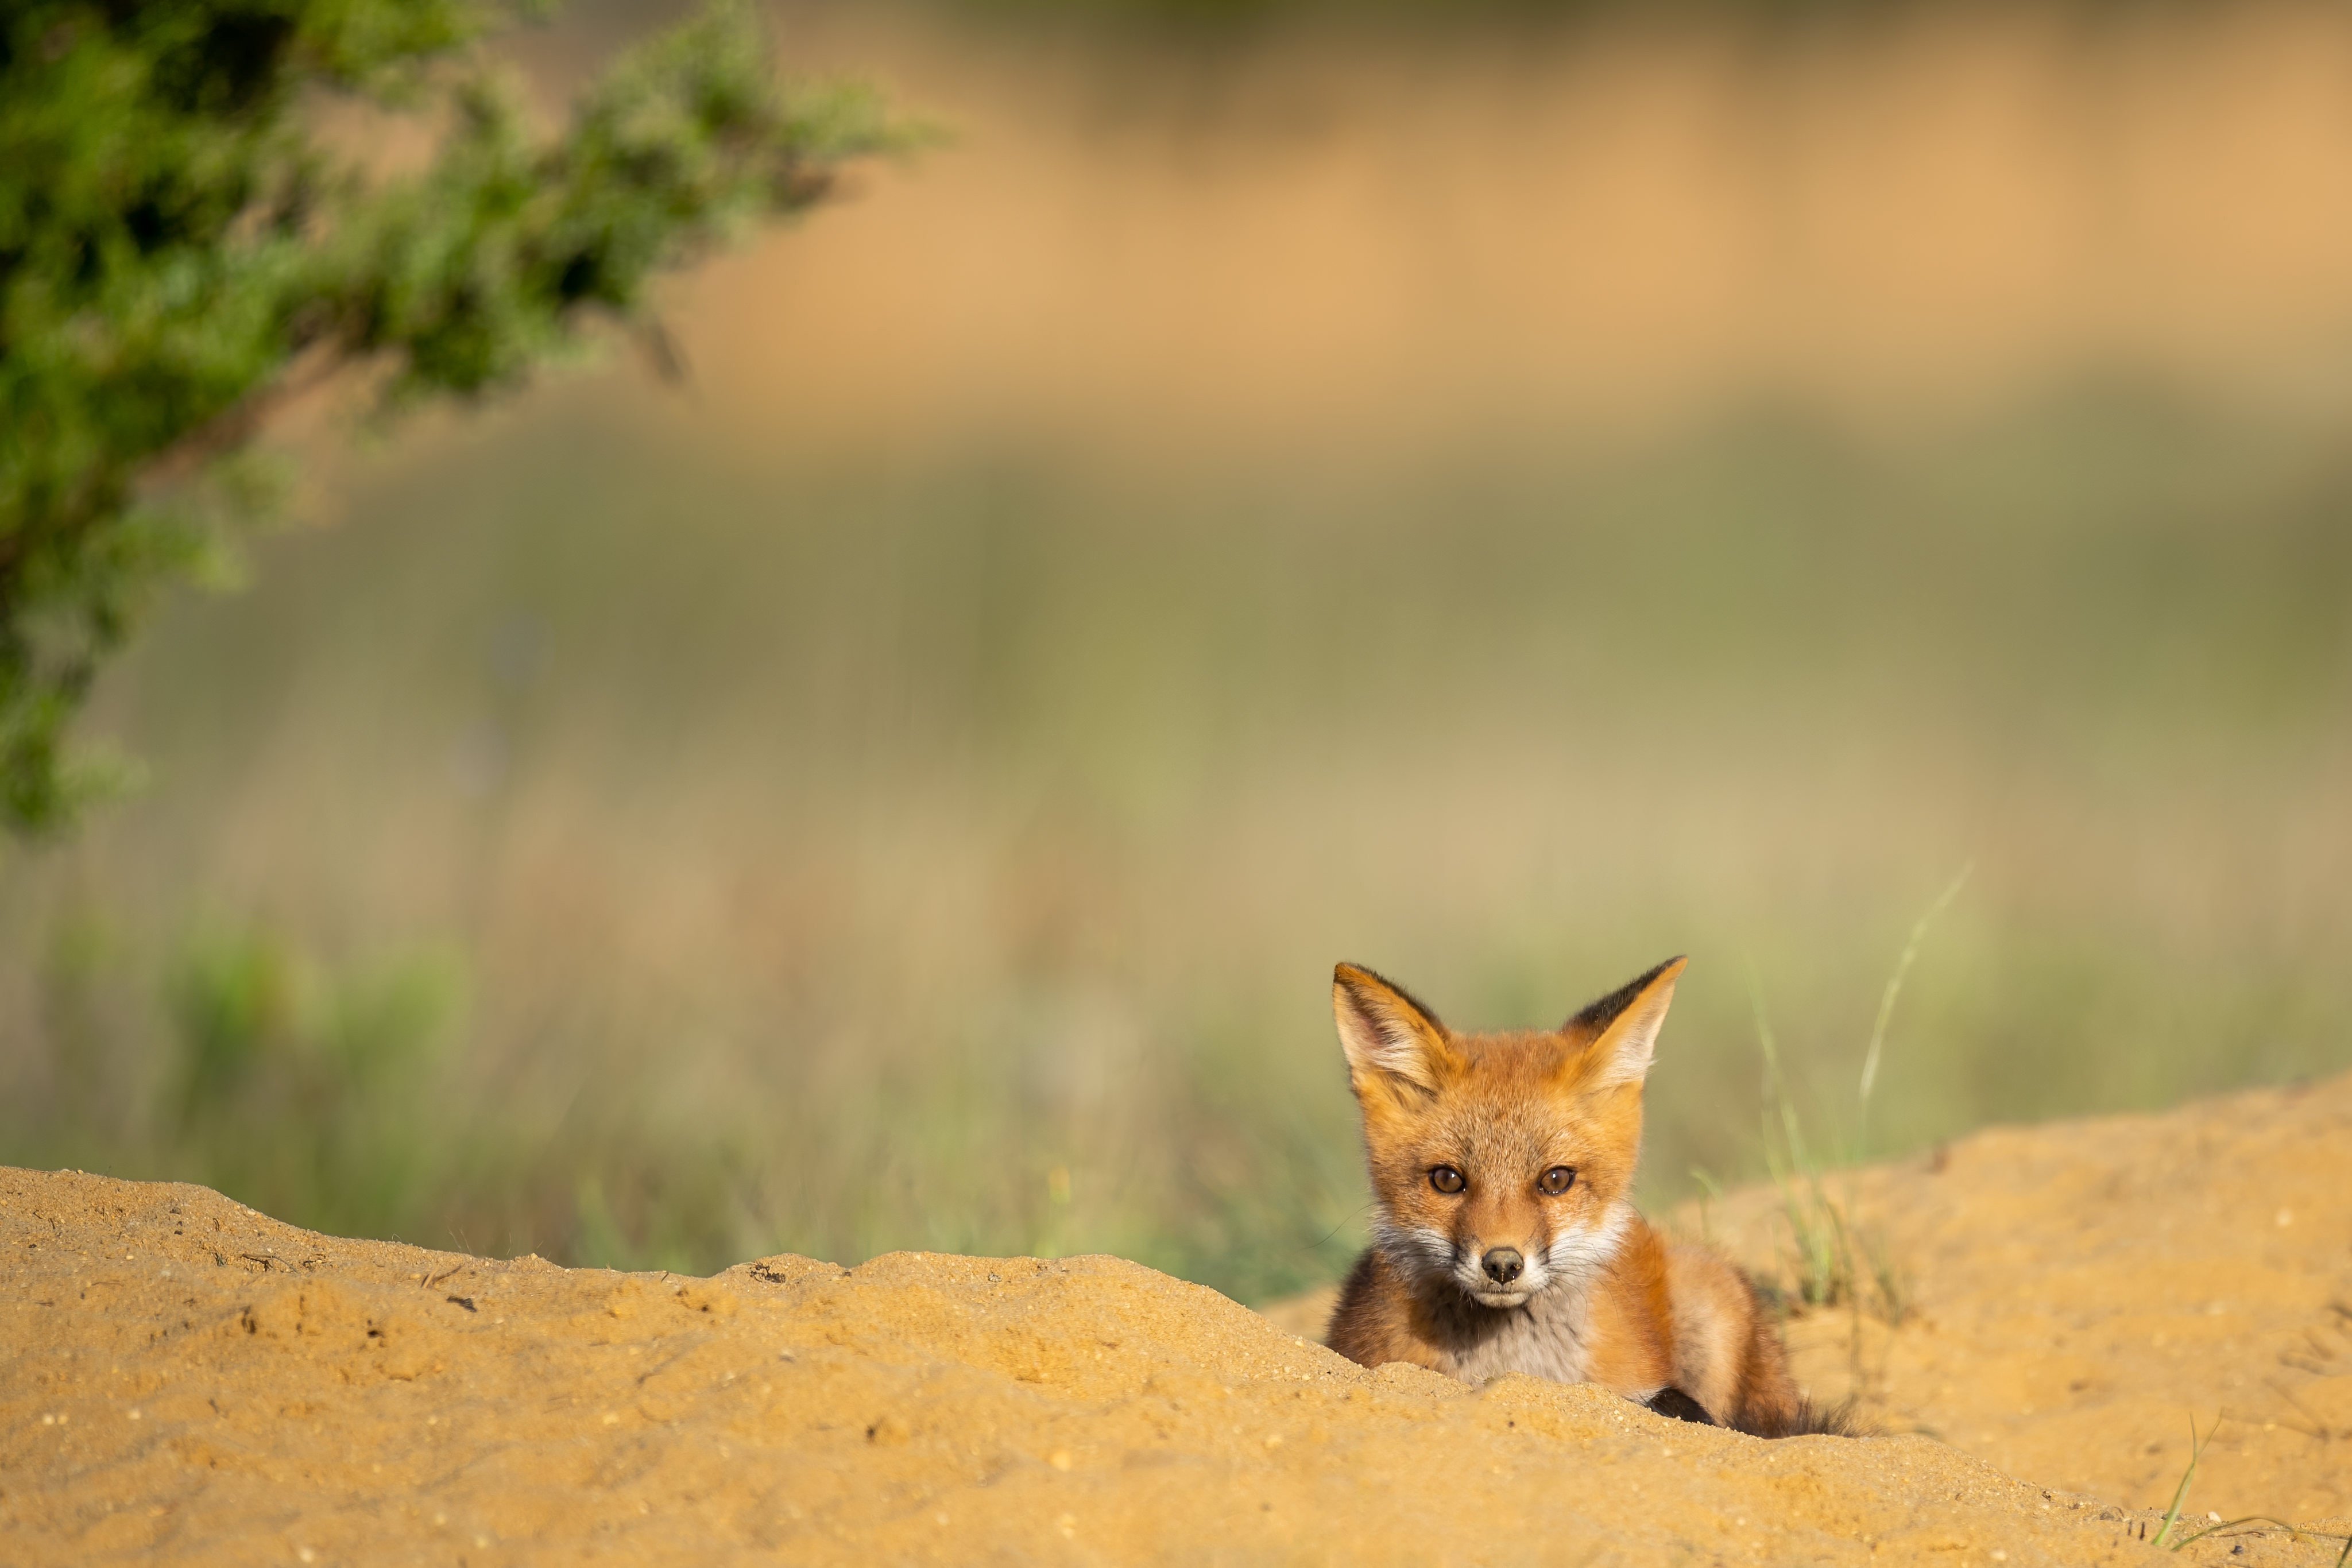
[1432,1285,1599,1386]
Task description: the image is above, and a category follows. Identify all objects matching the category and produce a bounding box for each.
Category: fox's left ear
[1564,956,1687,1089]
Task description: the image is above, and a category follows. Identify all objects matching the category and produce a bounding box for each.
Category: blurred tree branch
[0,0,912,833]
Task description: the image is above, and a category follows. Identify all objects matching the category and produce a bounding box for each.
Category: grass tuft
[1746,865,1970,1326]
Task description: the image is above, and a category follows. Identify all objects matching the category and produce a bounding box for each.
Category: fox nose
[1481,1248,1524,1286]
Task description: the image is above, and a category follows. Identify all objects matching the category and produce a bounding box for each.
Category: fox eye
[1538,1166,1576,1196]
[1429,1165,1465,1194]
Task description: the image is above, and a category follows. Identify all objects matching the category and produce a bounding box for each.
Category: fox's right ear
[1333,964,1456,1099]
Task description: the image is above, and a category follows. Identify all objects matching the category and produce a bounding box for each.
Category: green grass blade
[2149,1415,2213,1549]
[1856,861,1974,1151]
[2163,1516,2318,1550]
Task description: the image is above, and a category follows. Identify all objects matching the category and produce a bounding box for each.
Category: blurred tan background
[691,2,2352,455]
[5,0,2349,1303]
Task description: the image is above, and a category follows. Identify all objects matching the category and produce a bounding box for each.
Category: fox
[1324,956,1829,1436]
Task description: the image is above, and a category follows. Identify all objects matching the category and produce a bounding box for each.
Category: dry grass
[2,378,2346,1298]
[2,7,2350,1299]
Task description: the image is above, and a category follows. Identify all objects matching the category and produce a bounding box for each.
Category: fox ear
[1565,956,1686,1090]
[1333,964,1454,1097]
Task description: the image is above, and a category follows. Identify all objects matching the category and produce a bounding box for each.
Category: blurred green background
[4,0,2350,1303]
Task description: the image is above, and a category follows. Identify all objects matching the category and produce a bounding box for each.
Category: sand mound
[7,1081,2350,1565]
[1264,1071,2352,1557]
[1757,1070,2352,1528]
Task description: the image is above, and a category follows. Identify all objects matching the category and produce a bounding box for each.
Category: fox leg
[1665,1244,1800,1434]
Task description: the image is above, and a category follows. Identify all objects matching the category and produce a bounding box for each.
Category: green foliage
[166,924,462,1238]
[0,0,902,833]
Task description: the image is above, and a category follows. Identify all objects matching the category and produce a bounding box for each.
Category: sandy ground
[6,1080,2349,1565]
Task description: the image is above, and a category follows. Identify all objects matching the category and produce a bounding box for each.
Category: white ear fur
[1332,967,1445,1093]
[1587,959,1685,1089]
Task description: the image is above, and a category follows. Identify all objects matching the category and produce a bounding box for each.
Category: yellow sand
[7,1076,2351,1565]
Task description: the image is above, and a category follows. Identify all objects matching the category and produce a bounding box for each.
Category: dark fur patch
[1564,956,1685,1036]
[1738,1397,1867,1439]
[1645,1386,1718,1425]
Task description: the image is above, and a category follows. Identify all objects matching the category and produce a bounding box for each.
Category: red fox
[1324,957,1825,1436]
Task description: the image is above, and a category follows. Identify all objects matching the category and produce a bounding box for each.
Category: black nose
[1482,1248,1523,1285]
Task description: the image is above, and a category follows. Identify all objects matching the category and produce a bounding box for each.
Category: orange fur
[1322,958,1806,1436]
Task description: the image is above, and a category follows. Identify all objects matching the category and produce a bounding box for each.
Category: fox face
[1333,958,1684,1311]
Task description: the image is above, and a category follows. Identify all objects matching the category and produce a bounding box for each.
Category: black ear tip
[1633,955,1689,989]
[1332,965,1445,1031]
[1568,955,1688,1033]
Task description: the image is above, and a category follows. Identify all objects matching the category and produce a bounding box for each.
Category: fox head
[1332,957,1685,1310]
